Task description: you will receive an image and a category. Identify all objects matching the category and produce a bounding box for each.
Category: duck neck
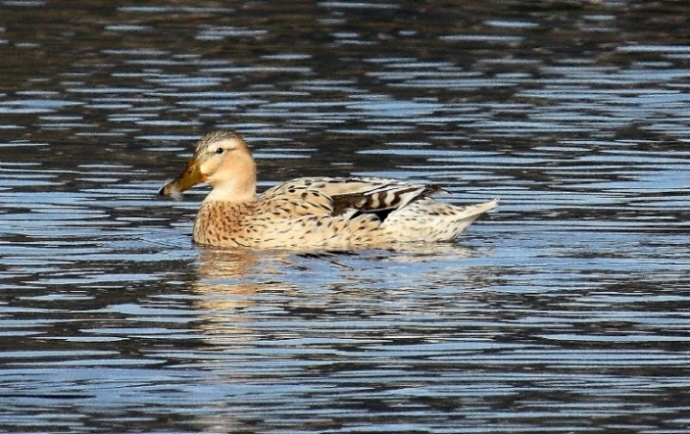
[203,154,257,203]
[204,183,256,203]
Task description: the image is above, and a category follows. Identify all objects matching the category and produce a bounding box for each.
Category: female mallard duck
[159,131,498,249]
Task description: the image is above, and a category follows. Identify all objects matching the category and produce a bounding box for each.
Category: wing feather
[262,177,447,218]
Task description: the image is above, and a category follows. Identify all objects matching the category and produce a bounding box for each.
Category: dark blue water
[1,1,690,433]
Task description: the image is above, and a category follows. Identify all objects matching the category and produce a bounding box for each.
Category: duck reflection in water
[190,243,496,346]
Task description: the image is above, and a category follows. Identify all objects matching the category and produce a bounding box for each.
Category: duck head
[159,130,257,201]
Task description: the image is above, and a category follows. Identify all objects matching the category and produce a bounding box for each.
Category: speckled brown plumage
[159,130,498,249]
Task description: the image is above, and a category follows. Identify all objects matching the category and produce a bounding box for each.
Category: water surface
[1,1,690,433]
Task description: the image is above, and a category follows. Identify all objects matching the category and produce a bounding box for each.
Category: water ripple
[1,1,690,433]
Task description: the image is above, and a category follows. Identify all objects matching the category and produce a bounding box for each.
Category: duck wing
[261,177,447,219]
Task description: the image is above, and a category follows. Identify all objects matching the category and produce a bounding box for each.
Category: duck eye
[215,147,224,154]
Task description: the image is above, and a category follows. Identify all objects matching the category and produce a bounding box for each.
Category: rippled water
[2,1,690,433]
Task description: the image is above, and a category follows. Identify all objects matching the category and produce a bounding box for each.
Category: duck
[159,130,498,249]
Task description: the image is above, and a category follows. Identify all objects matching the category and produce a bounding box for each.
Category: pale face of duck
[159,131,257,202]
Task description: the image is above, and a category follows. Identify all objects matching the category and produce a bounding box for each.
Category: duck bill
[159,159,206,197]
